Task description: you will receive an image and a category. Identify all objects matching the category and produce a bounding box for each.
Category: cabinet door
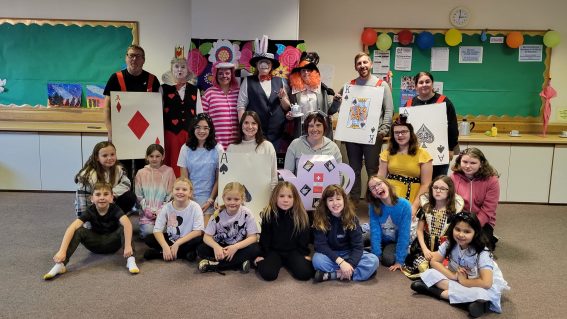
[507,145,553,203]
[549,145,567,204]
[81,134,108,165]
[0,132,41,190]
[40,133,82,191]
[467,144,510,202]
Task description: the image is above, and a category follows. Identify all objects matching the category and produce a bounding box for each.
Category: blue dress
[420,242,510,313]
[177,144,223,214]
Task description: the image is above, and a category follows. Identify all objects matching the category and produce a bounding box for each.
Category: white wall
[1,0,192,79]
[300,0,567,123]
[191,0,299,40]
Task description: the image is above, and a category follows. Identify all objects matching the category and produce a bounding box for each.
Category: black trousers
[114,190,137,214]
[482,224,498,251]
[144,233,202,259]
[345,139,383,200]
[257,250,314,281]
[432,164,450,179]
[197,242,260,270]
[64,226,127,265]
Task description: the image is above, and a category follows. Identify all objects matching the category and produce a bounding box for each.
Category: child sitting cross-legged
[43,182,139,280]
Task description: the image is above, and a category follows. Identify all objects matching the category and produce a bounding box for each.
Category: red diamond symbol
[116,101,122,112]
[128,111,149,140]
[314,173,324,182]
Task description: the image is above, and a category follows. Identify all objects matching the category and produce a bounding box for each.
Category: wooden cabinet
[0,132,41,190]
[507,145,553,203]
[549,145,567,204]
[39,133,82,191]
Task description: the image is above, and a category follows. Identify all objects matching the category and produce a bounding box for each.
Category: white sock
[43,263,66,280]
[126,256,139,274]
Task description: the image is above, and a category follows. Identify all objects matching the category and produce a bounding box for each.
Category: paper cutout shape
[278,155,355,210]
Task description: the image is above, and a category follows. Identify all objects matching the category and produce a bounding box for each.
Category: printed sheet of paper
[278,155,355,210]
[394,47,412,71]
[431,47,449,71]
[459,46,483,63]
[399,103,449,165]
[519,45,543,62]
[335,84,384,144]
[111,92,163,160]
[218,152,271,228]
[372,50,391,77]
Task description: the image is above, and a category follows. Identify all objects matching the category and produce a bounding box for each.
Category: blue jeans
[312,250,379,281]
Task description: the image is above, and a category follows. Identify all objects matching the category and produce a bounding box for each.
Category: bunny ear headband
[249,34,280,69]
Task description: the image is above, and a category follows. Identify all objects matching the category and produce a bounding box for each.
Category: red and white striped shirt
[202,86,239,150]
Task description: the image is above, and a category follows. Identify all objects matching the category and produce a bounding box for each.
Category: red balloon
[361,28,377,46]
[398,29,413,46]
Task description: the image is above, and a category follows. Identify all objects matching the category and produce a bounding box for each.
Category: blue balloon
[416,31,434,50]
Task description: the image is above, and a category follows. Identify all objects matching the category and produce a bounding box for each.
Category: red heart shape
[168,93,175,99]
[191,95,197,101]
[172,119,179,125]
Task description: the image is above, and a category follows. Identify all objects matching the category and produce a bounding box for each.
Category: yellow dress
[379,148,432,204]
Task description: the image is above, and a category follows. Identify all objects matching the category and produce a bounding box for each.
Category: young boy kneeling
[43,182,139,280]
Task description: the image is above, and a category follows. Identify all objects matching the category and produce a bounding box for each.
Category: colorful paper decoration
[361,28,377,46]
[543,30,561,48]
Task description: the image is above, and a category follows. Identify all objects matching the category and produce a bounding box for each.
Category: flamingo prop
[540,79,557,136]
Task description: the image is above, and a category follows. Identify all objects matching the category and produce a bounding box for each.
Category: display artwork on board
[335,84,385,144]
[399,103,449,165]
[85,84,105,108]
[47,83,82,107]
[278,155,355,210]
[110,92,164,160]
[188,38,306,92]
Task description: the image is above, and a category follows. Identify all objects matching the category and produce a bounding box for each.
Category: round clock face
[450,6,471,27]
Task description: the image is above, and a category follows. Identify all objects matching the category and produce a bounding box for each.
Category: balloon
[480,30,488,42]
[361,28,377,46]
[445,28,462,46]
[543,30,561,48]
[398,29,413,46]
[376,33,393,51]
[416,31,434,50]
[506,31,524,48]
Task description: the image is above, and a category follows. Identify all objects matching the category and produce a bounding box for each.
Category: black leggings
[257,250,314,281]
[114,190,137,214]
[197,242,260,270]
[144,233,202,259]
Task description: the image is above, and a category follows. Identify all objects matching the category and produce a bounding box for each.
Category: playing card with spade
[111,92,164,160]
[218,152,272,229]
[335,83,384,145]
[399,102,449,165]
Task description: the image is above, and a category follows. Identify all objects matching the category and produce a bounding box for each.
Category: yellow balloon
[376,33,392,51]
[543,30,560,48]
[445,28,462,46]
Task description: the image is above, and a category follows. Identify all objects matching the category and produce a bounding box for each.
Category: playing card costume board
[218,152,272,228]
[335,84,384,145]
[399,103,449,165]
[278,155,355,210]
[111,92,164,160]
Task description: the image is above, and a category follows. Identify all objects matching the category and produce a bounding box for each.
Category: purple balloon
[416,31,434,50]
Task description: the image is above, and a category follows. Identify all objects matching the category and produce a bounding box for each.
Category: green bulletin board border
[364,28,551,122]
[0,18,138,108]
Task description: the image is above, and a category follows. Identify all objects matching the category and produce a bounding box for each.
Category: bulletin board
[365,29,550,121]
[0,18,138,108]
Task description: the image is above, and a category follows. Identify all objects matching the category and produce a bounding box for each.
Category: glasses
[195,126,210,131]
[127,53,144,59]
[432,186,449,192]
[368,181,384,192]
[393,130,409,136]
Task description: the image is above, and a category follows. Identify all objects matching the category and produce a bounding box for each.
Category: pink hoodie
[451,172,500,227]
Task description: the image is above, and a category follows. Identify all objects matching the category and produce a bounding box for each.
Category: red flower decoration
[278,46,302,70]
[187,48,207,77]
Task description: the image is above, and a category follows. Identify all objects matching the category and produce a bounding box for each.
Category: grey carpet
[1,192,566,318]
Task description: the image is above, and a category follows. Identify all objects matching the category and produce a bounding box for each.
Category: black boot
[410,280,443,299]
[468,300,490,318]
